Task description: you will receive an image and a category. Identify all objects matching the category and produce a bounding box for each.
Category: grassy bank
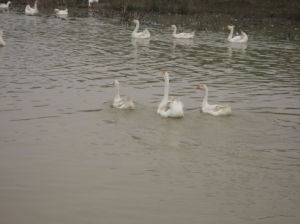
[98,0,300,20]
[12,0,300,21]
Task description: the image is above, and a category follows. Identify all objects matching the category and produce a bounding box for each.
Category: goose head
[227,25,234,30]
[160,70,171,83]
[130,19,138,24]
[113,80,119,87]
[160,70,170,77]
[194,84,207,90]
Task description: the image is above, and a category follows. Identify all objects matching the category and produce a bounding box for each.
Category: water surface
[0,9,300,224]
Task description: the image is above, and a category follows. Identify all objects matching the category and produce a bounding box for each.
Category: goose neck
[172,26,177,35]
[163,75,169,102]
[114,84,120,99]
[133,20,140,34]
[228,27,234,41]
[202,85,209,106]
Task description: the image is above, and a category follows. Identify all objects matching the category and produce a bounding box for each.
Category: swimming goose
[227,25,248,43]
[54,8,68,16]
[25,0,39,16]
[131,19,151,39]
[0,1,11,9]
[157,71,184,118]
[113,80,135,109]
[194,84,231,116]
[88,0,98,7]
[171,25,195,39]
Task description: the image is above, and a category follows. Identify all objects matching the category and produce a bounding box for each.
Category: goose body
[195,84,231,116]
[171,25,195,39]
[227,25,248,43]
[88,0,98,7]
[131,19,151,39]
[54,8,68,16]
[0,1,11,9]
[157,71,184,118]
[0,30,5,47]
[25,1,38,16]
[113,80,135,109]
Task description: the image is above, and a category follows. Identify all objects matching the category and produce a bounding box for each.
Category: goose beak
[194,85,203,90]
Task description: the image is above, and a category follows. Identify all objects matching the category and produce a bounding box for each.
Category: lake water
[0,8,299,224]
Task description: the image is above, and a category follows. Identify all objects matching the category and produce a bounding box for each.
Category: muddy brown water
[0,9,299,224]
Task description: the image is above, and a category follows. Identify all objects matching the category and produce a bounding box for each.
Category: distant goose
[54,8,68,16]
[171,25,195,39]
[194,84,231,116]
[0,1,11,9]
[88,0,98,7]
[0,30,6,47]
[131,19,151,39]
[157,71,184,118]
[227,25,248,43]
[113,80,135,109]
[25,0,38,16]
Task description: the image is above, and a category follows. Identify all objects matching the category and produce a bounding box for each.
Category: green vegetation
[15,0,300,20]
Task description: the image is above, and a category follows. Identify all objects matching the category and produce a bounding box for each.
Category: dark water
[0,9,299,224]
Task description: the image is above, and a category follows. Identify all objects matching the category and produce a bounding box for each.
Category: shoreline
[11,0,300,21]
[6,2,300,40]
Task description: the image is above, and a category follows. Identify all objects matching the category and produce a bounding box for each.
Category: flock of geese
[130,17,248,43]
[113,16,239,117]
[0,0,250,117]
[114,71,232,118]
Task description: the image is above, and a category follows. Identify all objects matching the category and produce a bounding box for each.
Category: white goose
[54,8,68,16]
[171,25,195,39]
[194,84,231,116]
[131,19,150,39]
[157,71,184,118]
[0,1,11,9]
[113,80,135,109]
[25,0,39,16]
[227,25,248,43]
[0,30,6,47]
[88,0,98,7]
